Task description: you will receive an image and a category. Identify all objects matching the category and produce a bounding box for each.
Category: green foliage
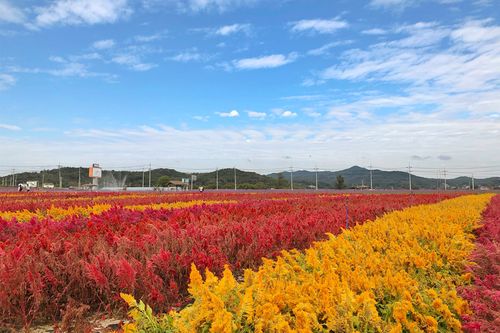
[156,176,171,187]
[335,175,346,189]
[121,293,176,333]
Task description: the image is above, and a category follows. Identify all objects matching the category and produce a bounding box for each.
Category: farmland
[0,191,498,332]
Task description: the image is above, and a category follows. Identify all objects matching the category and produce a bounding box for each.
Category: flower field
[0,191,460,330]
[459,195,500,332]
[120,194,500,333]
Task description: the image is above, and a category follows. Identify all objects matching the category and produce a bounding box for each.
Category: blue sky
[0,0,499,176]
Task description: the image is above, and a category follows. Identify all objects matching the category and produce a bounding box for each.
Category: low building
[27,181,38,188]
[167,180,190,190]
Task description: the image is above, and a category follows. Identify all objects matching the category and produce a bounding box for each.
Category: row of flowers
[0,192,232,214]
[121,194,495,332]
[0,199,235,222]
[0,191,279,214]
[0,193,455,328]
[459,195,499,332]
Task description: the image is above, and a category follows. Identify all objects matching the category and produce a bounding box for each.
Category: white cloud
[168,49,207,62]
[281,110,297,118]
[451,19,500,43]
[290,18,348,34]
[272,108,297,118]
[35,0,132,27]
[134,32,164,42]
[6,60,116,81]
[362,28,387,35]
[193,115,210,121]
[217,110,240,117]
[0,123,20,130]
[92,39,115,49]
[370,0,415,8]
[307,41,353,56]
[318,20,500,94]
[0,73,16,90]
[370,0,466,10]
[247,111,266,119]
[48,62,90,77]
[170,52,201,62]
[302,107,321,117]
[232,52,298,70]
[112,54,156,71]
[0,0,26,24]
[215,23,251,36]
[166,0,261,12]
[4,110,497,176]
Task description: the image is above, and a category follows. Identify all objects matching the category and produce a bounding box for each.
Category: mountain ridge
[1,166,498,189]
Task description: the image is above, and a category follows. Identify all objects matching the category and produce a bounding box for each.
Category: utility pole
[148,163,151,188]
[471,173,475,191]
[234,167,237,190]
[58,165,62,188]
[443,169,447,191]
[216,168,219,191]
[11,169,15,186]
[408,163,412,191]
[315,167,318,190]
[42,170,45,188]
[369,164,373,190]
[142,168,145,187]
[290,167,294,191]
[78,167,81,189]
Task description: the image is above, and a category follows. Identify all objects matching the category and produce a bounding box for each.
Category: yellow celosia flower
[1,200,235,223]
[159,194,494,332]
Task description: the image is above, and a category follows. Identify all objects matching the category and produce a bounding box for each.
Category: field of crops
[0,191,497,332]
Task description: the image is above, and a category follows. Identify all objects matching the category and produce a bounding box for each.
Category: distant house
[27,181,38,188]
[167,180,189,190]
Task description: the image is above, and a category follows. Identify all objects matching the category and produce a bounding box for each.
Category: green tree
[156,176,171,187]
[277,173,285,188]
[335,175,346,189]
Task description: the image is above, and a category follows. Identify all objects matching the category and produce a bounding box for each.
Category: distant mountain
[1,165,498,190]
[1,167,290,189]
[268,166,500,190]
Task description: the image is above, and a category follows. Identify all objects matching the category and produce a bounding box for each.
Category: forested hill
[2,165,498,189]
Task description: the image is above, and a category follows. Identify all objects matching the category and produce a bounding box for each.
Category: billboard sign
[89,164,102,178]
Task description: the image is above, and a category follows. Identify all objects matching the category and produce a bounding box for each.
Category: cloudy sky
[0,0,499,177]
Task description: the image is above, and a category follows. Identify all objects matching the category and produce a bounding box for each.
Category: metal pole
[58,165,62,188]
[471,173,475,191]
[290,167,293,191]
[369,164,373,190]
[443,169,447,191]
[315,167,318,190]
[216,168,219,190]
[142,168,145,187]
[148,163,151,188]
[234,167,237,190]
[408,163,412,191]
[78,167,81,189]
